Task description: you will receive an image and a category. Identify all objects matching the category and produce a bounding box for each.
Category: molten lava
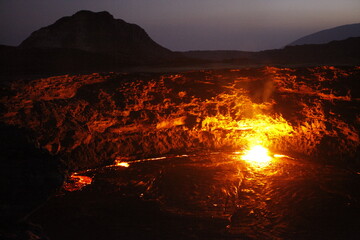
[63,174,93,192]
[241,145,272,167]
[116,162,130,167]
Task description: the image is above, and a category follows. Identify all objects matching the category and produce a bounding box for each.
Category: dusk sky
[1,0,359,51]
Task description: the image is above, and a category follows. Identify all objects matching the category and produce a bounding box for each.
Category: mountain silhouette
[288,23,360,46]
[20,10,175,61]
[1,10,198,76]
[1,11,359,78]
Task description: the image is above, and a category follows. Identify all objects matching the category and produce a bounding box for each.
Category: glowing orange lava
[63,174,93,192]
[116,162,130,167]
[241,145,272,166]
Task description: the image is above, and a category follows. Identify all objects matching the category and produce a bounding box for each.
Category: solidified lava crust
[1,67,359,171]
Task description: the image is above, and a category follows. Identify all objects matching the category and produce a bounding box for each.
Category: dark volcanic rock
[20,10,174,61]
[0,123,64,239]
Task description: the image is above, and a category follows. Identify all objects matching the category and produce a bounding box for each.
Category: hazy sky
[0,0,359,51]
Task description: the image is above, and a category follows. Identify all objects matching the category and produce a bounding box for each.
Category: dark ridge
[179,37,360,65]
[288,23,360,46]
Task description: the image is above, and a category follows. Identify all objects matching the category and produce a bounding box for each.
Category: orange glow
[63,174,93,192]
[2,67,358,167]
[241,145,272,166]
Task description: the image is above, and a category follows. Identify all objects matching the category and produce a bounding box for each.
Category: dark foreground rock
[0,222,49,240]
[30,152,360,240]
[0,124,64,239]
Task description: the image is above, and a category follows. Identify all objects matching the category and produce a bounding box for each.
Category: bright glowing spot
[241,145,272,166]
[273,154,294,159]
[116,162,130,167]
